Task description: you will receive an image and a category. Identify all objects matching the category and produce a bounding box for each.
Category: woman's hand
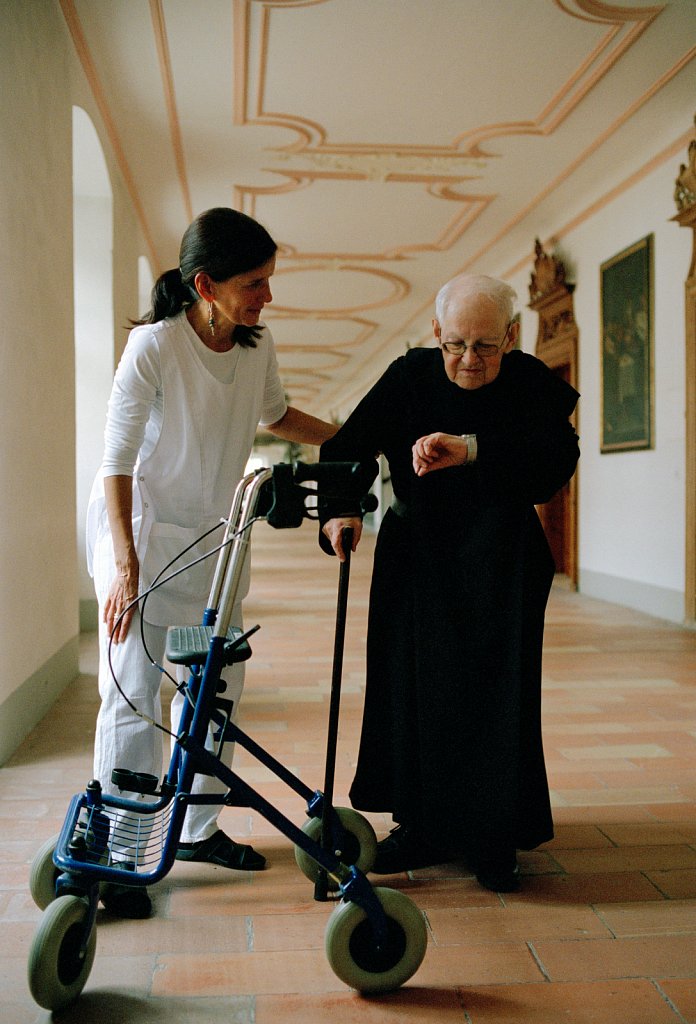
[322,517,363,561]
[104,562,139,643]
[103,475,140,643]
[412,433,470,476]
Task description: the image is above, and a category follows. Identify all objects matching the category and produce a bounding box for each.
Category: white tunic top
[87,311,287,625]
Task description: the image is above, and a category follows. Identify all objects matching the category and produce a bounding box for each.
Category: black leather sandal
[176,829,266,871]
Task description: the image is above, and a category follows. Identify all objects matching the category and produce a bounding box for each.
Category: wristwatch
[459,433,478,463]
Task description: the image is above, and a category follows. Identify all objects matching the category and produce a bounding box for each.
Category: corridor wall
[0,1,692,769]
[508,154,692,624]
[0,2,141,764]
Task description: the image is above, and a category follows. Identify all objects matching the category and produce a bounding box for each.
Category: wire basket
[56,791,175,881]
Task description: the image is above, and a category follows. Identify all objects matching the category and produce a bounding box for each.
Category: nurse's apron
[87,315,273,624]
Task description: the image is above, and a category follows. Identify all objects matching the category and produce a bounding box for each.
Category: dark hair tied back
[139,268,197,324]
[135,208,277,347]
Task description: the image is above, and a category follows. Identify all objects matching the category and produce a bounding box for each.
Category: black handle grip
[361,493,378,514]
[293,461,360,491]
[266,461,377,530]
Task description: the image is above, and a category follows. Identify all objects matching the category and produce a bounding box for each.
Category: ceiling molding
[59,0,161,274]
[238,175,494,262]
[267,315,378,350]
[58,0,694,417]
[238,0,664,163]
[149,0,192,222]
[555,0,665,24]
[453,47,696,276]
[270,264,410,315]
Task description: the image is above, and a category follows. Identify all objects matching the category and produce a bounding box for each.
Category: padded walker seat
[165,625,252,667]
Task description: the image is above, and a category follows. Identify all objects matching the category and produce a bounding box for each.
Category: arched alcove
[73,105,113,630]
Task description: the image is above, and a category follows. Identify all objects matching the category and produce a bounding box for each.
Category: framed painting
[600,235,653,452]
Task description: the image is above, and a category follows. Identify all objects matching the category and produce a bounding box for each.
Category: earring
[207,301,215,337]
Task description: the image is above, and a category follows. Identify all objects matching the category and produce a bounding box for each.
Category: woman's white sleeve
[259,332,288,426]
[102,331,161,476]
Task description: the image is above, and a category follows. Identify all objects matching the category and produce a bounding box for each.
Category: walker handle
[266,462,370,529]
[293,461,362,493]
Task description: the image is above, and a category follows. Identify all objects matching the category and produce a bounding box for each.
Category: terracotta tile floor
[3,525,696,1023]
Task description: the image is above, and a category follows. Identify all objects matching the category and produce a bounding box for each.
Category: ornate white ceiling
[61,0,695,419]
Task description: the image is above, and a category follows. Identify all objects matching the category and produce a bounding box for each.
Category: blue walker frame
[32,461,426,1007]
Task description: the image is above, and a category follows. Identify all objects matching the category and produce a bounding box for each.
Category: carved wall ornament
[528,238,568,303]
[542,309,576,341]
[674,121,696,212]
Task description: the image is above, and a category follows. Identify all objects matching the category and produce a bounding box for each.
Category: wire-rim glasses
[440,321,512,359]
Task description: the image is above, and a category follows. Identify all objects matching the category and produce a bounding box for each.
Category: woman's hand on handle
[322,517,363,562]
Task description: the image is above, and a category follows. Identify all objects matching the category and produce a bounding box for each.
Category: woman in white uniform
[87,208,336,917]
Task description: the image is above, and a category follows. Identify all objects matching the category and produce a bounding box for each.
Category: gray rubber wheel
[28,895,96,1011]
[294,807,377,890]
[29,833,60,910]
[325,886,427,993]
[30,833,108,909]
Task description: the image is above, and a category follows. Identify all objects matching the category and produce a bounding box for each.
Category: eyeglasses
[440,322,512,359]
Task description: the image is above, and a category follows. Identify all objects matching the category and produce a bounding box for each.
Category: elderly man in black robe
[320,272,579,892]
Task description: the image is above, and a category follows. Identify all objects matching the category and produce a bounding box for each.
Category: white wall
[74,109,114,624]
[508,157,691,624]
[0,3,78,763]
[0,2,142,764]
[0,2,691,770]
[138,255,155,323]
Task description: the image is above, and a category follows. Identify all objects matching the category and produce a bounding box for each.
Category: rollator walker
[28,461,427,1011]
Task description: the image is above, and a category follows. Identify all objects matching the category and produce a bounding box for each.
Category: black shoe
[475,853,520,893]
[100,872,152,919]
[371,824,454,874]
[176,829,266,871]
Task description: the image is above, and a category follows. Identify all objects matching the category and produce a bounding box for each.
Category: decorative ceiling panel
[251,179,487,256]
[63,0,695,419]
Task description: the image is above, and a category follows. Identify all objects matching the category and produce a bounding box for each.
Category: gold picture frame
[600,235,653,452]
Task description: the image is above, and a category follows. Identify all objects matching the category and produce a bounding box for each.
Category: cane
[314,526,353,901]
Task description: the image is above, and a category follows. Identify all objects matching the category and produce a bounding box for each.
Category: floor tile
[410,941,543,986]
[457,979,682,1023]
[646,869,696,899]
[533,934,696,981]
[594,898,696,937]
[551,844,696,874]
[658,978,696,1023]
[4,526,696,1023]
[255,989,467,1023]
[426,903,610,945]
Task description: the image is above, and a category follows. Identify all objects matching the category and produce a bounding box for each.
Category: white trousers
[92,529,244,850]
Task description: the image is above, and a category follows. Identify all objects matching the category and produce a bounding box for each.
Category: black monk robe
[319,348,580,864]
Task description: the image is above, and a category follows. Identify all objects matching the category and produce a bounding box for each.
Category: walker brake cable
[106,516,260,738]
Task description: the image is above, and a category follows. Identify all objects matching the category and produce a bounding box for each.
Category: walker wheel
[324,886,427,993]
[29,833,60,909]
[28,895,96,1011]
[294,807,377,891]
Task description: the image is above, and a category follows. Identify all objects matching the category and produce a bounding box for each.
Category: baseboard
[0,636,79,766]
[578,569,685,625]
